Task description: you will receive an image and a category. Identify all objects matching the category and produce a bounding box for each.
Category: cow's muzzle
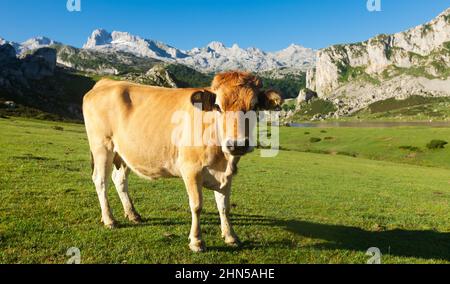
[224,138,254,156]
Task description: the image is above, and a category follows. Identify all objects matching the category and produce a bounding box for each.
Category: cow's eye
[214,104,222,113]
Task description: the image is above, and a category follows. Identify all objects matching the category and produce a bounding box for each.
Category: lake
[288,121,450,128]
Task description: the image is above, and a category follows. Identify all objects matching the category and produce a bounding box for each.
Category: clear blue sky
[1,0,449,51]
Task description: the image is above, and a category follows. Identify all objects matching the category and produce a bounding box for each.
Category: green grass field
[0,117,449,264]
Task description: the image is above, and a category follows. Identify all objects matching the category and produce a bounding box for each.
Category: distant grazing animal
[83,71,282,252]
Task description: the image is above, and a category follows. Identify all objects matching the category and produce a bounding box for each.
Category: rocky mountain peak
[207,41,226,51]
[83,29,188,61]
[83,29,112,48]
[437,7,450,21]
[20,37,59,54]
[0,36,59,55]
[3,29,317,74]
[306,7,450,116]
[111,31,144,44]
[81,29,316,73]
[22,36,54,46]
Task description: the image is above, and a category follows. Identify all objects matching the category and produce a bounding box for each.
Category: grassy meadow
[0,117,449,264]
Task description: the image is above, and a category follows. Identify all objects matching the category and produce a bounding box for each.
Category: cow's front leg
[181,170,205,252]
[214,186,240,247]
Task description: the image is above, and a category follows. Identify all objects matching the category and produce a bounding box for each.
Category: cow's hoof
[225,241,240,248]
[101,217,117,229]
[189,240,206,253]
[104,221,117,229]
[130,216,143,224]
[225,236,241,248]
[126,212,143,224]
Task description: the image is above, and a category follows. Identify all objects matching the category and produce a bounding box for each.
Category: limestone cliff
[306,8,450,114]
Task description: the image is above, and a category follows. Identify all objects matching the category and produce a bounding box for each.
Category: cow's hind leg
[111,154,142,224]
[214,185,240,247]
[91,147,116,229]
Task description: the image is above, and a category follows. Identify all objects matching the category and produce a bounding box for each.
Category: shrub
[337,151,358,158]
[282,103,296,112]
[304,149,330,155]
[296,99,337,119]
[320,130,327,133]
[399,145,421,152]
[324,137,334,140]
[310,137,322,143]
[304,132,310,135]
[426,140,448,150]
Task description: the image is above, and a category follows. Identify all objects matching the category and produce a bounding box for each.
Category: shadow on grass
[230,214,450,262]
[112,213,450,261]
[118,218,187,228]
[11,154,55,161]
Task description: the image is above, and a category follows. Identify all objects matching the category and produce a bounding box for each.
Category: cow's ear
[257,90,284,111]
[191,90,217,111]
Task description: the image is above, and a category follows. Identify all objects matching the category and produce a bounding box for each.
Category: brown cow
[83,71,282,252]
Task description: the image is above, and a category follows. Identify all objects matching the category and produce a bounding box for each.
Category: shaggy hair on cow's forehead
[211,71,262,111]
[211,71,262,90]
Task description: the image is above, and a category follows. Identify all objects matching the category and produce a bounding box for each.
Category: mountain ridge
[82,29,316,73]
[1,29,316,74]
[305,7,450,116]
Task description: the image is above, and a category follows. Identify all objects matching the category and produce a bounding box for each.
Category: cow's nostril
[225,139,250,155]
[244,138,250,148]
[226,140,235,151]
[237,139,250,149]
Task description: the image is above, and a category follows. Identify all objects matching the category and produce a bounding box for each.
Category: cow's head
[191,71,283,156]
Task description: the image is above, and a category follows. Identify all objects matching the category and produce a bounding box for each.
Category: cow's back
[83,79,197,179]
